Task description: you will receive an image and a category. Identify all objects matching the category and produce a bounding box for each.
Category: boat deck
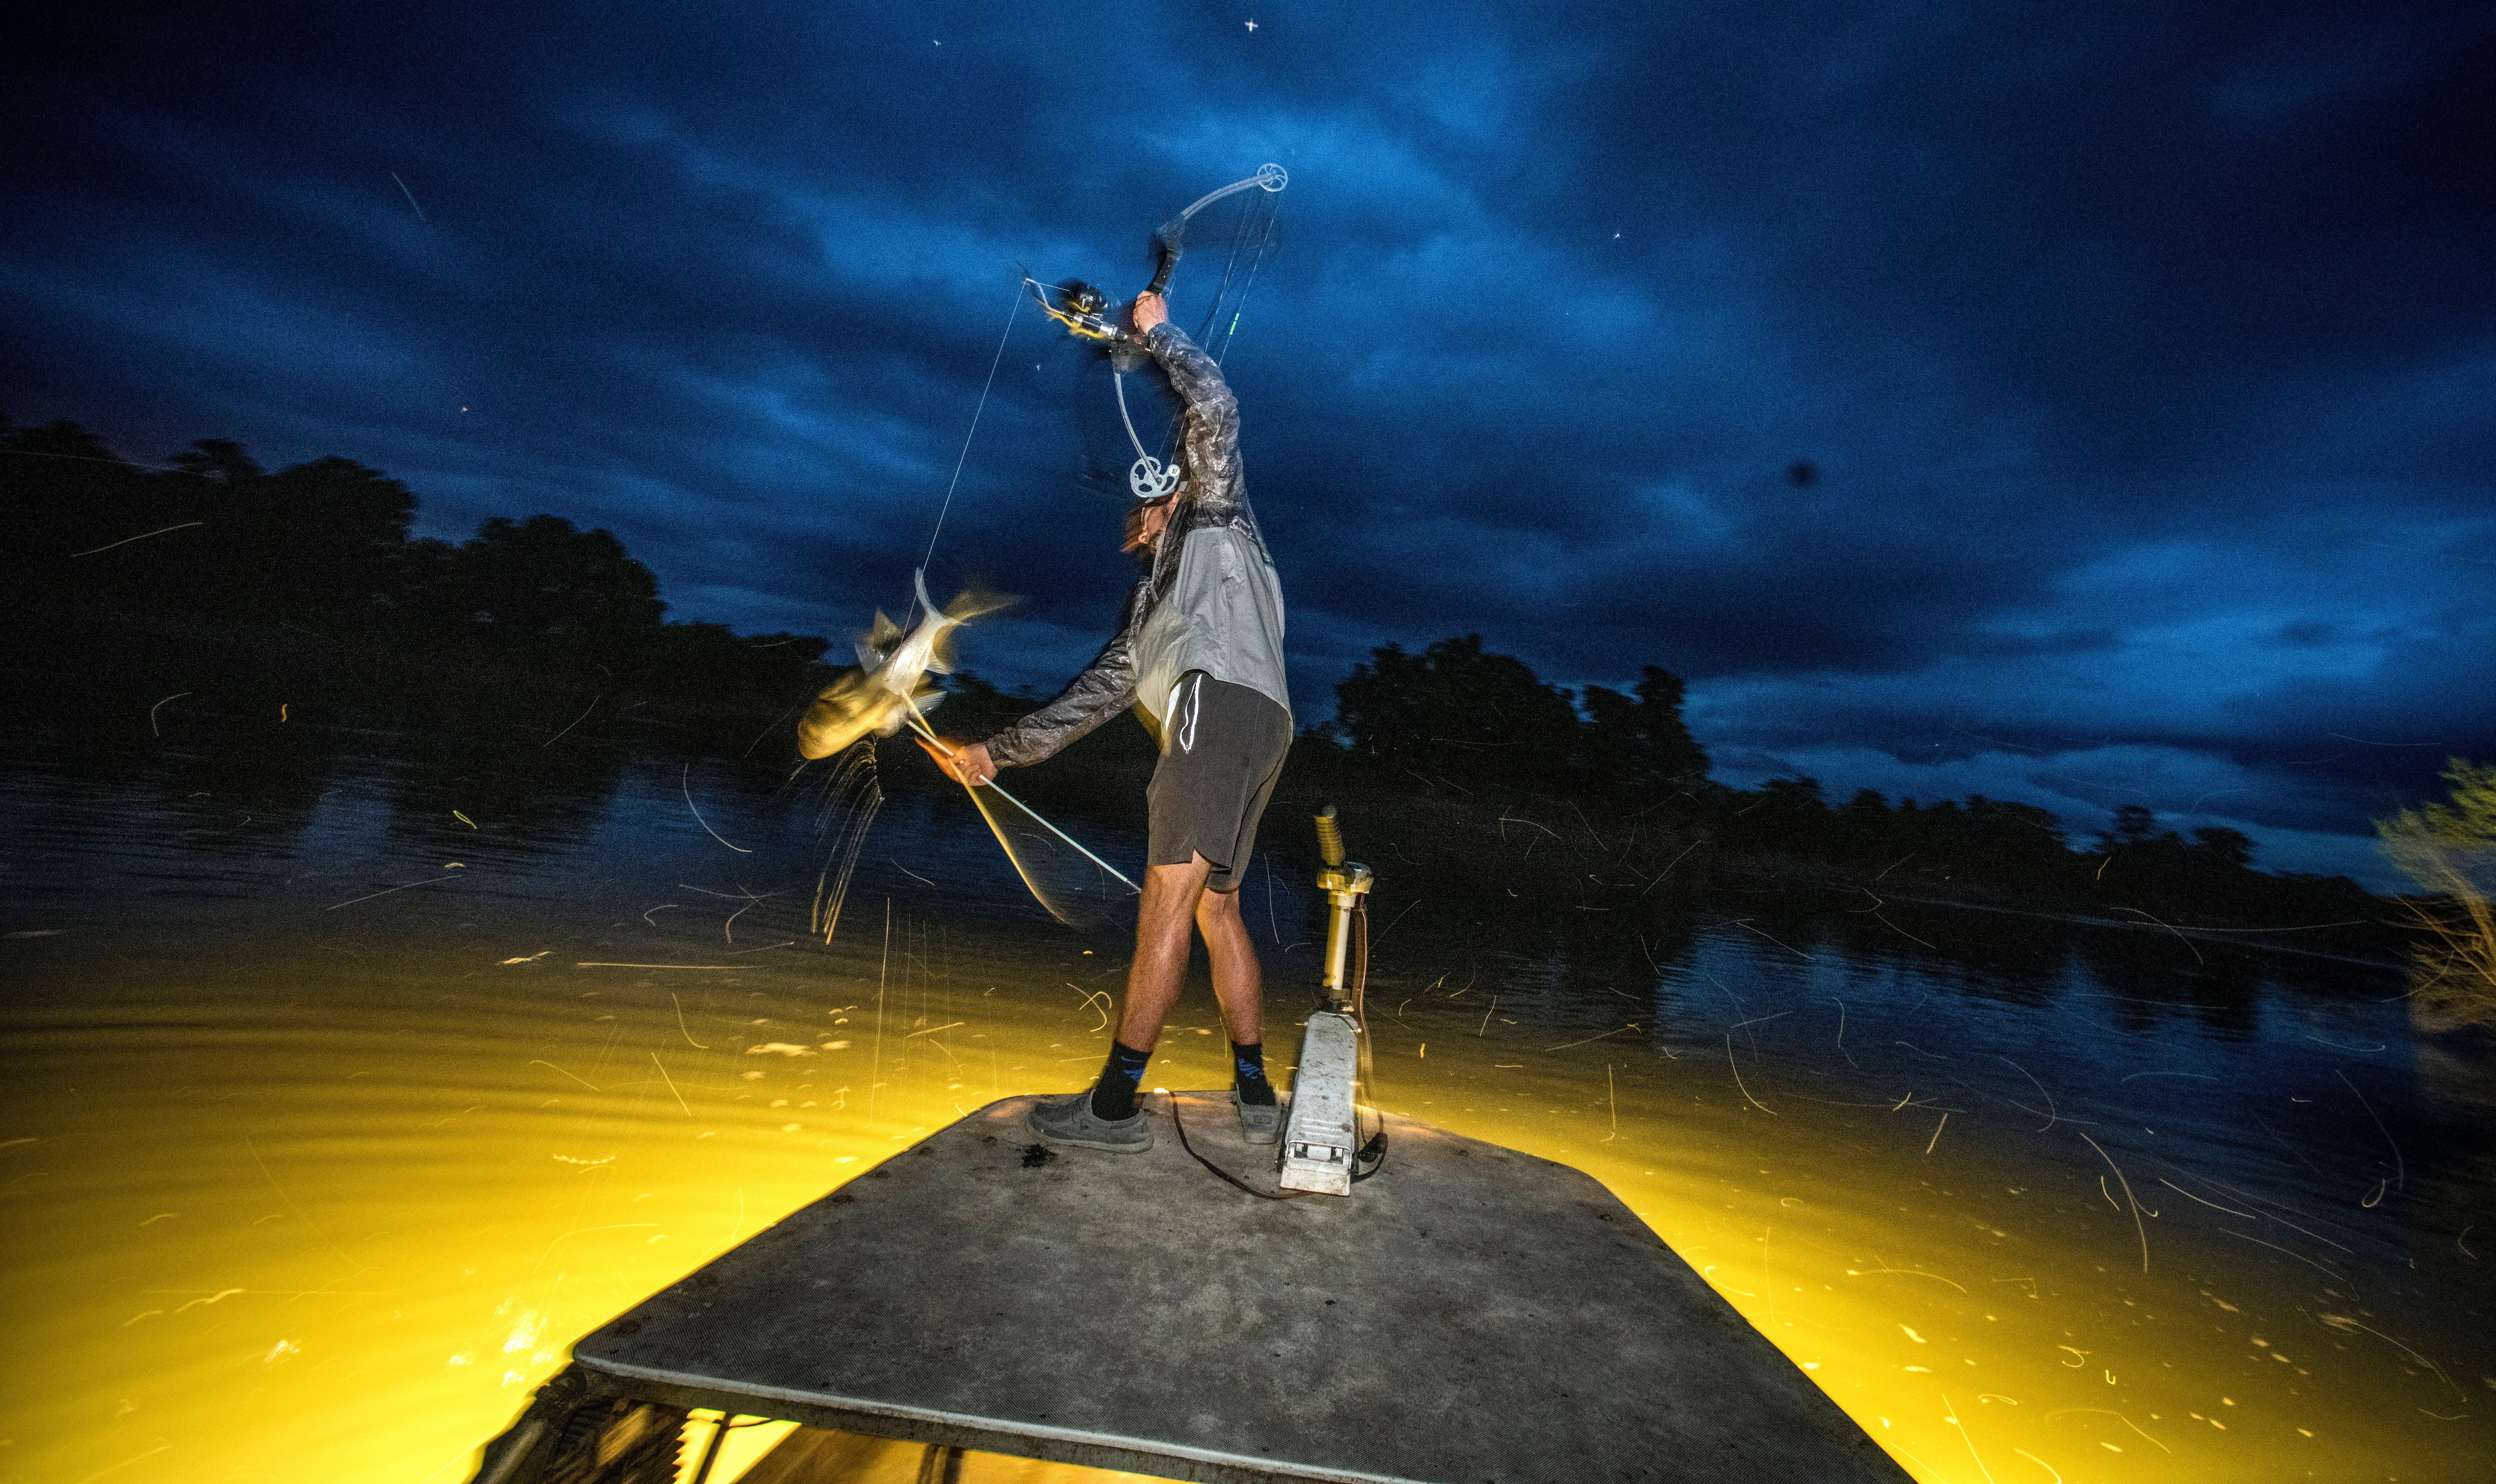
[549,1092,1907,1483]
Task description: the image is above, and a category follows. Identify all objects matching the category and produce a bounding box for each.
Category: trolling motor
[1277,805,1376,1196]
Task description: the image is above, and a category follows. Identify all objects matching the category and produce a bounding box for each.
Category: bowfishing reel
[1033,279,1126,344]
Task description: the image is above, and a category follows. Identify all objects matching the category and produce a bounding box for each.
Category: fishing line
[873,170,1283,915]
[914,277,1025,616]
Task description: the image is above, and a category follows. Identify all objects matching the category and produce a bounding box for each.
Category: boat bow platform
[476,1092,1909,1483]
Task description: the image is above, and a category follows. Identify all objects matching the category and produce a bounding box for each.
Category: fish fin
[943,584,1017,622]
[859,611,904,669]
[914,568,936,621]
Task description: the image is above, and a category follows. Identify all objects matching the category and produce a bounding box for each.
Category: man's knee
[1195,882,1244,925]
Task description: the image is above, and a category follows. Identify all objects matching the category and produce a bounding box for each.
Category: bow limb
[1145,163,1288,297]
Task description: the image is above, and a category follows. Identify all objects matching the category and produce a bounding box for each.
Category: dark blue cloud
[5,0,2491,883]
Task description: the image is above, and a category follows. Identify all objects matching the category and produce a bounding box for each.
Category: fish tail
[942,584,1016,622]
[925,626,959,675]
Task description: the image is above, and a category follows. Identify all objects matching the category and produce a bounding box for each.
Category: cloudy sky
[5,1,2490,884]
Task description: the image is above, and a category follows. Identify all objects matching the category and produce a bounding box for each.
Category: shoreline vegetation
[2374,760,2496,1028]
[1,418,2451,980]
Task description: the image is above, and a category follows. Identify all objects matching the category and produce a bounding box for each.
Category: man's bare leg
[1197,882,1278,1128]
[1114,855,1215,1055]
[1195,885,1264,1044]
[1031,856,1210,1145]
[1063,856,1275,1140]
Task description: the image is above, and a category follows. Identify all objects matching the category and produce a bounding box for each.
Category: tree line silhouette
[2,419,830,723]
[945,634,2379,936]
[4,417,2383,935]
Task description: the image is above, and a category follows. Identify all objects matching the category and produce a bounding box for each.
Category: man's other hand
[1130,291,1168,337]
[939,739,997,786]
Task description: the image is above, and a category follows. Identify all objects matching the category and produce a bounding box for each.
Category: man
[942,290,1290,1153]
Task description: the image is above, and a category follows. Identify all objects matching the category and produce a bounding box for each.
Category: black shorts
[1146,672,1292,893]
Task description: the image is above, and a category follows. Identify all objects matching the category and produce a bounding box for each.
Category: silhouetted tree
[2101,804,2160,850]
[1739,776,1836,854]
[391,536,465,628]
[637,622,832,711]
[7,434,419,620]
[930,671,1038,740]
[2088,807,2269,906]
[448,514,664,654]
[0,417,2408,934]
[1581,666,1711,793]
[1956,796,2070,874]
[2189,826,2256,871]
[0,419,162,599]
[1334,634,1583,786]
[1833,788,1894,858]
[263,457,416,607]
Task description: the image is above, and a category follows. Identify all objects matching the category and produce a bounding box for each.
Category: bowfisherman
[942,290,1290,1154]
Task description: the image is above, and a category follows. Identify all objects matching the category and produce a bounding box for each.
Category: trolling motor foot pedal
[1277,1010,1361,1195]
[1278,805,1376,1196]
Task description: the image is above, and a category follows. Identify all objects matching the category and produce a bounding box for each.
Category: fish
[795,570,1011,761]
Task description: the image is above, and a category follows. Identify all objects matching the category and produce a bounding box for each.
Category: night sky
[5,2,2490,886]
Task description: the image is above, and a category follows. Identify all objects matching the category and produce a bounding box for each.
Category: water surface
[3,725,2487,1483]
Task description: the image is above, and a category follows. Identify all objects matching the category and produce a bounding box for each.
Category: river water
[2,723,2488,1484]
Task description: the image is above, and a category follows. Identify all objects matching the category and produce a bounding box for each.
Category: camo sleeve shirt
[982,323,1290,769]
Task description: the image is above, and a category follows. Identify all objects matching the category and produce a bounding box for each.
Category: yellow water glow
[3,905,2485,1483]
[2,925,1156,1482]
[1371,990,2489,1484]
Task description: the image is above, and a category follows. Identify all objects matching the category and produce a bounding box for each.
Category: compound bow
[1028,163,1288,500]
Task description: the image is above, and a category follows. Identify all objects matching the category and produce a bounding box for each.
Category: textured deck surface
[572,1093,1910,1483]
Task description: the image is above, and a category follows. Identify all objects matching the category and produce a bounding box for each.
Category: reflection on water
[2,724,2488,1483]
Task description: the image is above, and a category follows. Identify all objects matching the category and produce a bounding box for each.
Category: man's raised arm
[1130,293,1243,519]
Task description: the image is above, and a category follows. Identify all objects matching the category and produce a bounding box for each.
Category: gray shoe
[1028,1089,1153,1153]
[1234,1090,1281,1145]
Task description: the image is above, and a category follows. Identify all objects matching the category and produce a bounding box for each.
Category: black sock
[1089,1040,1152,1121]
[1231,1039,1276,1106]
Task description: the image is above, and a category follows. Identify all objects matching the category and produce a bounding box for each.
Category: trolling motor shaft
[1279,804,1374,1196]
[1313,805,1374,1012]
